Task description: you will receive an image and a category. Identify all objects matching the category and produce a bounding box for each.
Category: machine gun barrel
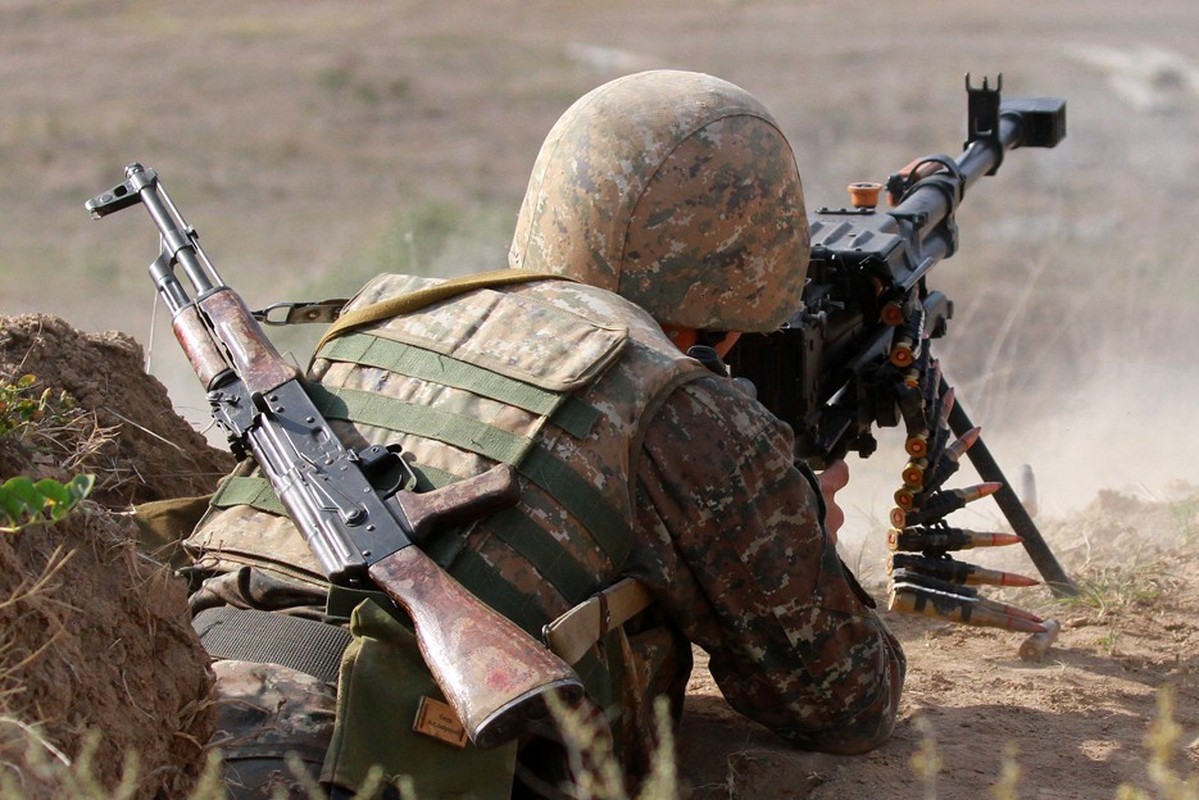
[886,79,1066,287]
[726,76,1065,466]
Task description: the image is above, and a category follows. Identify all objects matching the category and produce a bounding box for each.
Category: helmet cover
[509,69,809,332]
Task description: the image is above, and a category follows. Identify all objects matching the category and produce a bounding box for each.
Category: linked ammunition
[887,527,1024,552]
[902,459,927,489]
[924,360,943,407]
[889,553,1040,587]
[944,426,981,463]
[919,461,956,497]
[894,487,917,510]
[905,431,929,459]
[891,567,978,596]
[890,570,1042,623]
[880,300,905,327]
[888,586,1046,633]
[890,336,917,368]
[921,426,982,493]
[925,424,949,468]
[903,482,1001,526]
[896,382,927,438]
[936,386,956,429]
[889,309,926,368]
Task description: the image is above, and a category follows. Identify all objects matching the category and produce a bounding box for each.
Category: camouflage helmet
[509,69,809,332]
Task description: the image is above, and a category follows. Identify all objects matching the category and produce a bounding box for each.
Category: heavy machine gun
[726,76,1077,632]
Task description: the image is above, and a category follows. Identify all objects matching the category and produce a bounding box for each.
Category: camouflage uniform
[630,374,904,752]
[186,69,905,797]
[504,68,905,750]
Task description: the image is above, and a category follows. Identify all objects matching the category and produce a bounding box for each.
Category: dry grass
[0,684,1193,800]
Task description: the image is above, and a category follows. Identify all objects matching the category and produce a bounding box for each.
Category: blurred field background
[2,0,1196,560]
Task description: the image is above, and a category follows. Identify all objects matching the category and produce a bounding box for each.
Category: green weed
[0,374,77,438]
[1055,560,1176,618]
[0,474,94,533]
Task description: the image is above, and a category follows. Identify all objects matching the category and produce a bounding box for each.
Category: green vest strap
[485,508,601,600]
[211,474,287,517]
[310,384,535,464]
[451,548,613,710]
[317,333,601,439]
[309,384,632,566]
[518,448,633,566]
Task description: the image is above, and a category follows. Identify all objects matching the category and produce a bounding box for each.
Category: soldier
[184,69,904,799]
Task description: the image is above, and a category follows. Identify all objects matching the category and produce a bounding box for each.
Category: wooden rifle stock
[370,545,581,749]
[382,468,586,746]
[244,389,585,749]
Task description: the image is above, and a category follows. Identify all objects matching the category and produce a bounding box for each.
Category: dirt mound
[0,314,233,507]
[0,314,226,798]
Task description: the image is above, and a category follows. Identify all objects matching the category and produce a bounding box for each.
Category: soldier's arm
[626,375,905,753]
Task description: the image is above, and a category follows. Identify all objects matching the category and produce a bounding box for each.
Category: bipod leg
[940,377,1077,597]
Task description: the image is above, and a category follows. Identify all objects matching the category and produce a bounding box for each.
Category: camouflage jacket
[186,272,903,759]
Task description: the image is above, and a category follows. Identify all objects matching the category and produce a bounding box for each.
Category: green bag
[322,600,518,799]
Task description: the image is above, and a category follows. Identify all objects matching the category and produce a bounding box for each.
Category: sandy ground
[677,495,1199,799]
[2,2,1198,797]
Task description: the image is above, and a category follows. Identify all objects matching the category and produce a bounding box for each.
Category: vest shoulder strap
[314,269,568,354]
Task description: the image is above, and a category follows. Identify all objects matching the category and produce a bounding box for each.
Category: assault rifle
[85,164,582,749]
[726,76,1078,624]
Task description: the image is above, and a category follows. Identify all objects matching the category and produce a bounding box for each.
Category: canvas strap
[313,268,567,354]
[543,577,654,666]
[193,606,352,684]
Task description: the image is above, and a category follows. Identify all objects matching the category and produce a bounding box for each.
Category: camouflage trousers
[210,659,339,800]
[191,568,340,798]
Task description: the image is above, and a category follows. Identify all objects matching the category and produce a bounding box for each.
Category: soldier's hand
[817,460,849,542]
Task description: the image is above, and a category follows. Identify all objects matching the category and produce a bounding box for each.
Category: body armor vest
[185,274,708,791]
